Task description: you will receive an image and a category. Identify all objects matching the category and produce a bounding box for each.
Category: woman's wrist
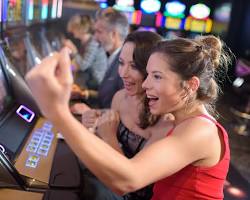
[50,106,73,126]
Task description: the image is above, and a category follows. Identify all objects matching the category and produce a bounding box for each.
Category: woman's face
[118,42,144,96]
[142,53,185,115]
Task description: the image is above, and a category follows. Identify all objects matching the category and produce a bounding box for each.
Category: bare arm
[25,49,219,195]
[51,112,216,194]
[94,90,125,154]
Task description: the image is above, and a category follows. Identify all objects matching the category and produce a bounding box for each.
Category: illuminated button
[32,137,41,142]
[45,135,53,140]
[26,145,38,153]
[45,132,53,136]
[42,140,50,145]
[28,155,40,162]
[26,160,37,168]
[30,141,38,146]
[37,148,48,156]
[41,144,49,149]
[33,132,43,137]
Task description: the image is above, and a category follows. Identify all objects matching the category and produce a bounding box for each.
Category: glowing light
[132,10,142,25]
[0,145,5,153]
[2,0,8,22]
[51,0,57,19]
[116,0,133,7]
[41,0,48,20]
[113,0,134,12]
[184,16,212,33]
[190,3,210,19]
[28,0,34,20]
[141,0,161,14]
[214,3,232,22]
[0,0,2,22]
[57,0,63,18]
[227,186,247,198]
[16,105,35,123]
[155,12,163,27]
[165,17,182,30]
[124,11,134,24]
[164,1,186,18]
[35,57,41,64]
[100,2,108,9]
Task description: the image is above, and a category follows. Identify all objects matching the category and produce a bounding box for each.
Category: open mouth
[123,81,135,90]
[147,95,159,108]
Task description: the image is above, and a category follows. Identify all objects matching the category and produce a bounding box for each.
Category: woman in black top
[81,31,174,200]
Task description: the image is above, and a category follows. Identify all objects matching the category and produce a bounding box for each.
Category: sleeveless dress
[151,114,230,200]
[117,122,153,200]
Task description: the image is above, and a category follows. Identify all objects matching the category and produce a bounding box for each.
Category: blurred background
[0,0,249,200]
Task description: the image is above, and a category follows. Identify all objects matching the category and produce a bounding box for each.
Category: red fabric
[151,115,230,200]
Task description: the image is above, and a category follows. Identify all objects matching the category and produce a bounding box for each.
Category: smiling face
[118,42,144,96]
[142,53,186,115]
[94,19,114,53]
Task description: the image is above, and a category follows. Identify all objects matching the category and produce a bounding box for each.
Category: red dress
[151,115,230,200]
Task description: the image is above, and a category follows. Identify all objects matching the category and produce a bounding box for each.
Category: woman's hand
[70,103,91,115]
[96,110,120,141]
[63,39,78,54]
[25,48,73,120]
[71,84,90,100]
[81,109,101,129]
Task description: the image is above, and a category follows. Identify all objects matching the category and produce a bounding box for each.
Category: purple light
[16,105,35,123]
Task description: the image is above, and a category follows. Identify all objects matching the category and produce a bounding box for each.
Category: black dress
[117,122,153,200]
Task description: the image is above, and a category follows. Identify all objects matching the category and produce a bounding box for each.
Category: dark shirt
[98,52,123,108]
[117,122,153,200]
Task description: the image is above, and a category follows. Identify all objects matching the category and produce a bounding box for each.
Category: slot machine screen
[51,0,57,19]
[140,14,156,27]
[6,0,25,26]
[0,0,2,23]
[165,17,183,30]
[0,64,19,159]
[33,0,42,21]
[0,65,13,121]
[190,19,206,33]
[41,0,49,20]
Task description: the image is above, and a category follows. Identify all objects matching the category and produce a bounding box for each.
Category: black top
[117,122,153,200]
[117,122,147,158]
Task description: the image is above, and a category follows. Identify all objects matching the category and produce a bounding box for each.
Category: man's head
[94,7,129,54]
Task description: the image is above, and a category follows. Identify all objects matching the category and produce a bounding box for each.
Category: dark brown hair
[151,35,232,116]
[123,31,162,128]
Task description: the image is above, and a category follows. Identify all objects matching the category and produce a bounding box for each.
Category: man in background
[94,7,129,108]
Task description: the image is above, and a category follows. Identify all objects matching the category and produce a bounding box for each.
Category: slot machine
[132,0,161,31]
[162,1,186,39]
[2,0,42,76]
[184,3,213,38]
[26,0,54,58]
[0,43,81,199]
[46,0,64,52]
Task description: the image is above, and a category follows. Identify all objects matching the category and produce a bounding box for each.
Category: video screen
[7,0,24,23]
[7,35,29,76]
[33,0,42,21]
[0,66,12,116]
[140,13,156,27]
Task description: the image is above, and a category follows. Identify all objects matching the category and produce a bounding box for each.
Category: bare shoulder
[111,89,126,111]
[168,116,220,159]
[174,116,218,141]
[146,118,174,146]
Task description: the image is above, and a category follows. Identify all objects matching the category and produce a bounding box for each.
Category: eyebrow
[119,57,134,64]
[151,70,164,74]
